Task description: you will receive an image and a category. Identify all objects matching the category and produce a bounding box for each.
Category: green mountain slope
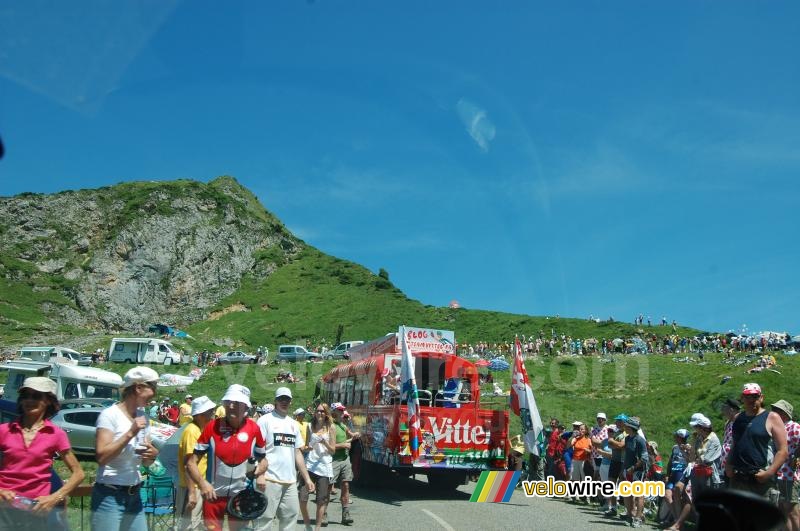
[0,177,702,352]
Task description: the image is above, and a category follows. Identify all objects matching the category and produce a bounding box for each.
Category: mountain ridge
[0,177,701,352]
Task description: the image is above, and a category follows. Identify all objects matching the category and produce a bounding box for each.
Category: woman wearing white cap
[91,366,160,531]
[688,414,722,495]
[0,376,85,530]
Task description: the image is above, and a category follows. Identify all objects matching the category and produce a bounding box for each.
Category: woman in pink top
[0,376,85,529]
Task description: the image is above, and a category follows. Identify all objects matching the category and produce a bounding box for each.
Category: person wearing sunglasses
[92,366,161,531]
[0,376,85,530]
[299,403,336,531]
[188,384,267,531]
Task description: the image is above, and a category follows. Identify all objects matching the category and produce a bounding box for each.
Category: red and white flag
[399,325,422,458]
[510,336,544,455]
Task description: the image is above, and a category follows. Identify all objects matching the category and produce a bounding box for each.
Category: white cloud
[456,98,496,152]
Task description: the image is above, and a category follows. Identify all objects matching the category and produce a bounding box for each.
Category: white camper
[17,346,80,365]
[109,337,182,365]
[0,360,122,404]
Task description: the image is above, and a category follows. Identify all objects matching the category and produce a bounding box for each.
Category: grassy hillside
[179,246,703,353]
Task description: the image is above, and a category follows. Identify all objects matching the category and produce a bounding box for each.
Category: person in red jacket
[166,400,180,426]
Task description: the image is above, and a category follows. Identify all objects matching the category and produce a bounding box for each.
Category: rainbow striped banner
[469,471,521,503]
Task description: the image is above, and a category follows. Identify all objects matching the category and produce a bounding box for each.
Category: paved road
[314,474,656,531]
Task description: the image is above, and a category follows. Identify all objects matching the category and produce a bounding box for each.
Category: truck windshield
[82,383,118,399]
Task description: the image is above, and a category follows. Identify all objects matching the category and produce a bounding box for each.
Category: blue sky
[1,2,797,334]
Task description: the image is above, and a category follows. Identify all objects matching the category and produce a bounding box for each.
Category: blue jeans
[90,483,147,531]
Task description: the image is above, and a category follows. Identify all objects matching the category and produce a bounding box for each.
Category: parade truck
[317,327,509,490]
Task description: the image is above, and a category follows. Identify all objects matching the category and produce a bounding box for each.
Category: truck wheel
[357,457,383,487]
[427,472,467,490]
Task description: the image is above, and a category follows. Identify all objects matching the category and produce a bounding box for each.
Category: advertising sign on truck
[318,326,508,490]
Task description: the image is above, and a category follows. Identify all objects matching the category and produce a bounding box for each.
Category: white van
[325,341,365,360]
[17,346,80,365]
[108,338,182,365]
[0,360,122,404]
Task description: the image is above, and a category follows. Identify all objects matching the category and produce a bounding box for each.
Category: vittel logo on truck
[429,417,490,445]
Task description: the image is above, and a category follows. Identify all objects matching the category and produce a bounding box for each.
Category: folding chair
[141,473,175,530]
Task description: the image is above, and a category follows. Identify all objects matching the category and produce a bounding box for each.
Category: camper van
[17,346,81,365]
[108,338,182,365]
[0,359,123,422]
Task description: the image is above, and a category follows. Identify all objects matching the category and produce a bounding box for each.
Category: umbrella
[474,359,490,367]
[488,358,510,371]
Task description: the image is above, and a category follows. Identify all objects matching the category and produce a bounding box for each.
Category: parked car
[218,351,258,364]
[78,356,94,366]
[50,401,107,459]
[277,345,322,362]
[51,399,172,460]
[324,340,364,360]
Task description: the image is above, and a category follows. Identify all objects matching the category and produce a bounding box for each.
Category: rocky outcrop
[0,177,301,332]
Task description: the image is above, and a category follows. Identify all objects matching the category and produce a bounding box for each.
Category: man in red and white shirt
[772,400,800,531]
[187,384,268,531]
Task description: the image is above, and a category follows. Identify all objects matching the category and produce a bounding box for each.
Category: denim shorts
[90,482,147,531]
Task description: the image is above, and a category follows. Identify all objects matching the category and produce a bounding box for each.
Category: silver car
[52,399,173,460]
[218,350,258,364]
[50,400,110,459]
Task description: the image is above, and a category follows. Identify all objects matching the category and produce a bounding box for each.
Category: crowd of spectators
[511,382,797,530]
[457,331,795,359]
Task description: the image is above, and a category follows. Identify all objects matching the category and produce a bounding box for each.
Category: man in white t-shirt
[254,387,315,531]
